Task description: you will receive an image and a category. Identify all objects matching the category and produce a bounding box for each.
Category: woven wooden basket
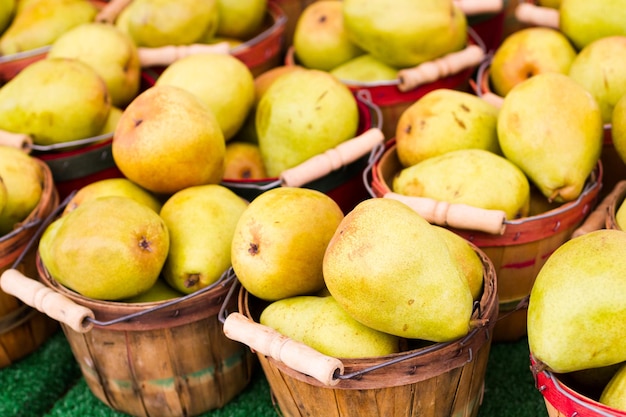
[0,158,59,368]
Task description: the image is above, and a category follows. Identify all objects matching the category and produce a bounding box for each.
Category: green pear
[527,229,626,373]
[0,57,111,146]
[0,0,15,35]
[612,93,626,166]
[123,278,185,303]
[323,198,473,342]
[159,184,248,294]
[231,187,344,301]
[47,22,141,108]
[98,105,123,135]
[123,0,219,47]
[395,89,501,168]
[329,53,398,83]
[62,177,162,216]
[0,145,43,235]
[260,295,400,358]
[600,363,626,411]
[497,72,603,203]
[559,0,626,50]
[0,0,97,55]
[256,68,359,177]
[155,53,255,141]
[112,85,225,195]
[342,0,467,68]
[537,0,561,7]
[223,141,267,180]
[293,0,364,72]
[215,0,267,40]
[39,196,170,301]
[392,149,531,220]
[568,36,626,125]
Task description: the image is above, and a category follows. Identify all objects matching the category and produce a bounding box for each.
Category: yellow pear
[616,198,626,230]
[600,363,626,411]
[215,0,267,40]
[159,184,248,294]
[323,198,473,342]
[122,278,185,303]
[112,85,225,195]
[97,106,123,135]
[612,93,626,167]
[231,187,344,301]
[260,295,400,358]
[0,175,7,218]
[223,141,267,180]
[0,0,15,35]
[39,196,170,301]
[392,148,531,220]
[330,53,398,83]
[559,0,626,50]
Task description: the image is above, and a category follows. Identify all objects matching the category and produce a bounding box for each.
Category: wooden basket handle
[280,127,385,188]
[222,312,344,386]
[514,2,560,28]
[95,0,132,24]
[398,44,485,92]
[571,180,626,237]
[480,91,504,108]
[138,42,231,67]
[0,269,95,333]
[383,192,507,235]
[0,129,32,152]
[454,0,503,15]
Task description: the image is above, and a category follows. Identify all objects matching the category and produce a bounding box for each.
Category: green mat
[1,329,548,417]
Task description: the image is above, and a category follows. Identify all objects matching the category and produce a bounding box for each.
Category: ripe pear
[260,295,400,358]
[155,53,255,141]
[0,0,97,55]
[223,141,267,180]
[39,196,170,301]
[159,184,248,294]
[0,176,7,218]
[600,363,626,411]
[497,72,603,203]
[123,278,185,303]
[98,106,123,135]
[47,22,141,108]
[112,85,226,195]
[395,89,501,168]
[62,178,162,216]
[0,0,15,35]
[231,187,344,301]
[0,145,43,235]
[527,229,626,373]
[559,0,626,50]
[293,0,364,72]
[612,93,626,166]
[342,0,467,68]
[392,149,531,220]
[256,68,359,177]
[323,198,474,342]
[215,0,267,40]
[329,53,398,83]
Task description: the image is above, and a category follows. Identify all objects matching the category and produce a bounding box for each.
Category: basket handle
[0,269,95,333]
[222,312,344,386]
[398,44,485,92]
[138,42,231,68]
[454,0,503,15]
[94,0,132,24]
[0,129,32,152]
[383,192,507,235]
[279,127,385,188]
[515,2,560,28]
[571,180,626,237]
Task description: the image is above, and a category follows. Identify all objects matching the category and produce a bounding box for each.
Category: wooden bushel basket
[365,140,602,343]
[221,246,498,417]
[0,159,59,368]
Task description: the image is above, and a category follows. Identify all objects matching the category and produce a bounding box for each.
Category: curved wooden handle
[138,42,231,67]
[514,3,560,28]
[0,130,32,152]
[0,269,94,333]
[572,180,626,237]
[454,0,503,15]
[398,44,485,92]
[280,127,385,188]
[384,192,507,234]
[94,0,132,24]
[222,312,344,386]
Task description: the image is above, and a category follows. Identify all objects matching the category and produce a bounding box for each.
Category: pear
[392,148,531,220]
[329,53,398,83]
[223,141,267,180]
[159,184,248,294]
[0,175,7,218]
[39,196,170,301]
[0,145,43,235]
[215,0,267,41]
[47,22,141,108]
[0,0,97,55]
[123,278,185,303]
[231,187,344,301]
[256,68,359,177]
[612,93,626,166]
[497,72,603,203]
[97,106,123,136]
[260,295,400,358]
[293,0,364,72]
[342,0,467,68]
[395,89,501,168]
[559,0,626,50]
[616,198,626,230]
[323,198,474,342]
[0,0,15,35]
[0,57,111,146]
[527,229,626,373]
[600,363,626,411]
[112,85,225,195]
[155,53,255,141]
[62,178,162,216]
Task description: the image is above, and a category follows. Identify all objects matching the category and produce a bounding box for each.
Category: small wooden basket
[0,159,59,368]
[222,246,498,417]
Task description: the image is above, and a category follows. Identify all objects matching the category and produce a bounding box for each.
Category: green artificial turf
[0,328,549,417]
